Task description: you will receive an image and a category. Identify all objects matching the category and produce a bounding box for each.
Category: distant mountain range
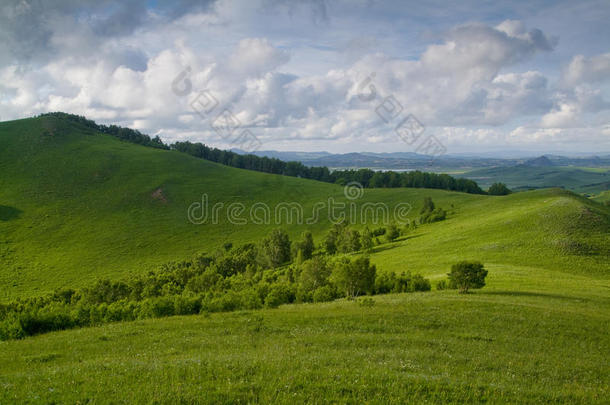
[231,149,610,171]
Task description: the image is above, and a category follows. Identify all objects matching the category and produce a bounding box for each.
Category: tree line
[0,225,434,341]
[39,112,485,194]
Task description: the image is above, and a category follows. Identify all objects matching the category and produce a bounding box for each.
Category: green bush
[240,289,263,310]
[312,285,337,303]
[374,272,396,294]
[358,297,375,307]
[436,279,450,290]
[488,182,512,195]
[448,261,488,293]
[411,274,431,291]
[264,283,295,308]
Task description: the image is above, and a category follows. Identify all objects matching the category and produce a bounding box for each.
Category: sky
[0,0,609,155]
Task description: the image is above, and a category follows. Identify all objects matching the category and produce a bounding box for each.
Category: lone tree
[331,257,376,299]
[448,261,488,293]
[294,231,315,261]
[420,196,435,214]
[488,182,511,195]
[385,223,400,242]
[361,227,374,252]
[419,196,446,224]
[260,228,291,268]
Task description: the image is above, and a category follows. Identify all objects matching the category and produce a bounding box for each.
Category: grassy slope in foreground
[0,265,608,403]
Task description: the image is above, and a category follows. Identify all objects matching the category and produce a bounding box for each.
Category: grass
[368,188,609,279]
[0,264,607,403]
[0,115,609,403]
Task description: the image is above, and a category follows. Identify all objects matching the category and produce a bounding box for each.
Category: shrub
[240,289,263,310]
[0,317,25,340]
[139,297,175,318]
[331,257,376,299]
[312,285,337,303]
[411,274,431,291]
[488,182,511,195]
[174,295,202,315]
[264,283,295,308]
[372,227,386,237]
[392,272,412,293]
[358,297,375,307]
[385,224,400,242]
[420,208,446,224]
[374,272,396,294]
[448,261,488,293]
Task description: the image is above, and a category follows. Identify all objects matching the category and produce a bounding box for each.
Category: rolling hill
[0,115,609,403]
[1,115,609,300]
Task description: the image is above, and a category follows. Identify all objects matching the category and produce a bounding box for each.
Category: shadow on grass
[370,244,401,254]
[481,290,590,302]
[0,205,22,221]
[370,234,426,254]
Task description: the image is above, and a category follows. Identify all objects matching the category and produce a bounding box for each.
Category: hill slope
[0,116,608,300]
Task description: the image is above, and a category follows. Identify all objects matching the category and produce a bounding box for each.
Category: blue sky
[0,0,609,155]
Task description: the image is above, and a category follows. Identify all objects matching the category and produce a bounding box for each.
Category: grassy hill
[463,165,610,194]
[0,115,609,403]
[1,116,609,299]
[0,115,352,298]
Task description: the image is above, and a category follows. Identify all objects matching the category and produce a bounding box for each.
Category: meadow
[0,265,608,403]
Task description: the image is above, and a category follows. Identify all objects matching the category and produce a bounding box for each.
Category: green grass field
[0,266,607,403]
[1,115,609,403]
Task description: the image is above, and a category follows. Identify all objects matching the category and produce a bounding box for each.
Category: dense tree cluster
[488,182,512,195]
[174,140,484,193]
[38,112,169,150]
[0,226,432,340]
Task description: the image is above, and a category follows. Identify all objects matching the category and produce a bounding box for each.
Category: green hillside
[0,116,347,298]
[1,115,609,403]
[463,165,610,194]
[1,116,609,300]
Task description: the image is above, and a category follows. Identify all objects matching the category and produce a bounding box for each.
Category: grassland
[0,265,607,403]
[0,115,609,403]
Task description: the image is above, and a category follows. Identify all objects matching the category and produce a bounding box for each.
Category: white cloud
[562,53,610,86]
[0,0,609,154]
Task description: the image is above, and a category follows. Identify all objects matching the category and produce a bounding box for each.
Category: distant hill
[464,165,610,194]
[524,155,554,167]
[235,149,610,171]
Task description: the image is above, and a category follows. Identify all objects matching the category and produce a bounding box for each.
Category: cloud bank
[0,0,609,154]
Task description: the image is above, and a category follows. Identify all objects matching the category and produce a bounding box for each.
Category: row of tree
[0,226,432,340]
[172,140,485,193]
[39,112,487,194]
[39,112,169,150]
